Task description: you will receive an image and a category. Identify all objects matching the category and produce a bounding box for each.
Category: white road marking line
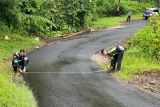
[26,69,108,74]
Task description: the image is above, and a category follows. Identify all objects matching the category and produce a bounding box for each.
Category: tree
[0,0,18,27]
[116,0,120,12]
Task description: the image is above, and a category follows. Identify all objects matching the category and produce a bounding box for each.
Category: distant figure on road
[127,11,131,22]
[12,49,29,74]
[101,45,124,71]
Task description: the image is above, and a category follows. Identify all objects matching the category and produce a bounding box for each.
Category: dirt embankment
[91,54,110,65]
[41,29,92,44]
[134,70,160,94]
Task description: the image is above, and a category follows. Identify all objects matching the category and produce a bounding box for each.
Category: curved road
[25,20,160,107]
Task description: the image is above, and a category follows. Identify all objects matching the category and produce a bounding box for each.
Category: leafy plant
[128,15,160,61]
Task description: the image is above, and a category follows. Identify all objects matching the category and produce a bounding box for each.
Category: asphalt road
[25,20,160,107]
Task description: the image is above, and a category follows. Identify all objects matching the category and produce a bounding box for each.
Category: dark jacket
[12,52,29,68]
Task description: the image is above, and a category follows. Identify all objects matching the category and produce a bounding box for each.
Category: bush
[0,0,154,36]
[22,14,56,36]
[128,15,160,61]
[96,0,122,17]
[96,0,152,17]
[0,0,97,36]
[122,1,152,14]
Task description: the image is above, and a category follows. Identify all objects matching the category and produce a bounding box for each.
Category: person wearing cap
[12,49,29,73]
[101,45,124,71]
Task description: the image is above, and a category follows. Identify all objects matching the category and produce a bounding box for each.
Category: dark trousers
[13,66,25,73]
[127,16,131,22]
[111,54,118,71]
[110,51,124,71]
[12,61,28,73]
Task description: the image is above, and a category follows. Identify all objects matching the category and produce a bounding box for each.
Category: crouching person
[12,49,29,74]
[101,45,124,71]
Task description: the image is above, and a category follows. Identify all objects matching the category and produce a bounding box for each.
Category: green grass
[114,52,160,81]
[0,25,43,107]
[0,35,43,58]
[114,15,160,81]
[100,63,109,71]
[90,14,142,29]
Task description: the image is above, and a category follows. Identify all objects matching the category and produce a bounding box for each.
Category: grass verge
[90,14,142,29]
[97,51,160,94]
[94,15,160,94]
[115,52,160,81]
[0,29,43,107]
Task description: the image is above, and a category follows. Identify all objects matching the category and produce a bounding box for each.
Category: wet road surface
[25,20,160,107]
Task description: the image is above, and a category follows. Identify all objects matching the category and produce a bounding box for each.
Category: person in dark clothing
[12,49,29,73]
[101,45,124,71]
[127,11,131,22]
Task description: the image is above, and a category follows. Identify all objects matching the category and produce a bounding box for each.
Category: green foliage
[96,0,153,17]
[121,1,152,14]
[129,15,160,61]
[0,0,154,36]
[0,21,43,58]
[22,14,56,36]
[0,0,20,28]
[0,0,97,36]
[91,14,142,28]
[0,21,43,107]
[19,0,41,15]
[96,0,126,16]
[114,15,160,81]
[0,62,37,107]
[0,81,37,107]
[115,53,160,80]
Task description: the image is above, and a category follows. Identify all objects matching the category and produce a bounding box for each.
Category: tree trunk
[116,0,120,12]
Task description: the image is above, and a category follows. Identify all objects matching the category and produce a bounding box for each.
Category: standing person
[12,49,29,73]
[101,45,124,71]
[127,11,131,22]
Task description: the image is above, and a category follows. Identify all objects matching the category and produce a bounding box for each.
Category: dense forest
[0,0,158,36]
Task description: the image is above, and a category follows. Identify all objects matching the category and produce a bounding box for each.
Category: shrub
[0,0,154,36]
[122,1,152,14]
[128,15,160,61]
[96,0,152,17]
[22,14,56,36]
[0,0,97,36]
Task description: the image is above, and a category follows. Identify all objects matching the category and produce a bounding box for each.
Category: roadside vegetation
[0,22,43,107]
[115,15,160,93]
[0,0,159,106]
[0,0,154,37]
[91,14,142,29]
[117,15,160,80]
